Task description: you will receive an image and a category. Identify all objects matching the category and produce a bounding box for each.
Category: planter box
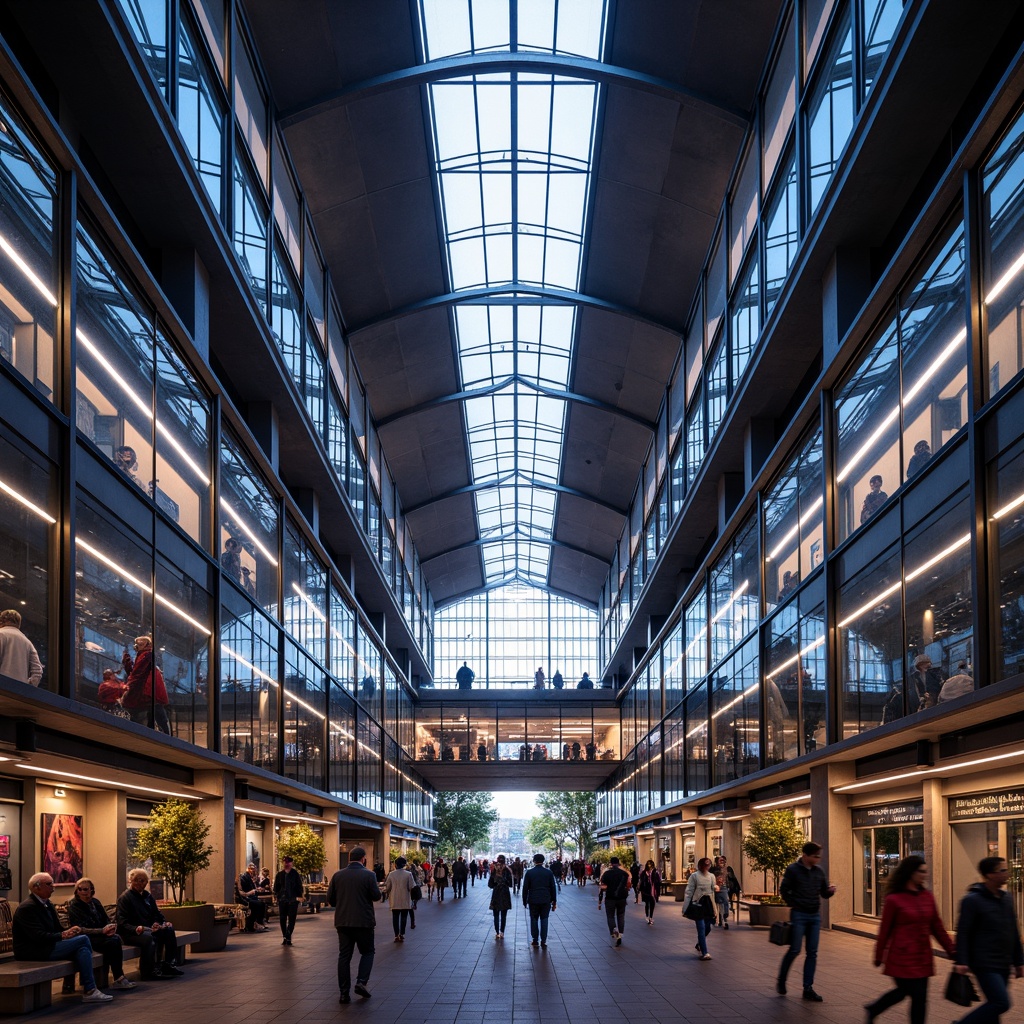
[161,903,230,952]
[746,902,790,928]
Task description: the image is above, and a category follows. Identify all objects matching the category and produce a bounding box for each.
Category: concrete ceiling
[243,0,783,607]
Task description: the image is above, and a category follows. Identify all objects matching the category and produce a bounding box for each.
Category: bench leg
[0,981,53,1014]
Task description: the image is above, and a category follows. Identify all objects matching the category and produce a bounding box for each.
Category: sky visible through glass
[419,0,607,590]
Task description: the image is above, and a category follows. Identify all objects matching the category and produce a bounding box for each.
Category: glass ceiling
[418,0,608,589]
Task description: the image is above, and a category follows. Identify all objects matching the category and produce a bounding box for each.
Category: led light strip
[220,498,278,565]
[0,477,56,523]
[14,763,200,800]
[767,496,824,561]
[833,746,1024,792]
[750,793,810,810]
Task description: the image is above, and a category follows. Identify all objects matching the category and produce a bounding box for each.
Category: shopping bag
[944,971,979,1007]
[768,920,792,946]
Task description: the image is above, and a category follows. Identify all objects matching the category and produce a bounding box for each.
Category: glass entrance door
[854,823,925,917]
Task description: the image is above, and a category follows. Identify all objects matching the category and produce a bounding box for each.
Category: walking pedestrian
[424,860,434,901]
[522,853,558,948]
[600,855,631,946]
[511,856,524,895]
[865,856,954,1024]
[470,860,478,886]
[327,846,381,1003]
[452,856,468,899]
[433,857,450,902]
[714,856,731,928]
[681,857,718,960]
[273,855,304,945]
[489,854,514,939]
[630,860,641,902]
[952,856,1024,1024]
[776,841,837,1001]
[409,861,423,929]
[639,859,661,926]
[384,856,415,943]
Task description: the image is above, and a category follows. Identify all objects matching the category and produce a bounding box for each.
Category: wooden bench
[0,898,198,1014]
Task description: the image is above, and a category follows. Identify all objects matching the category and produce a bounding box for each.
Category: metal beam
[278,52,750,132]
[344,284,684,338]
[421,530,610,566]
[403,474,628,518]
[376,372,656,433]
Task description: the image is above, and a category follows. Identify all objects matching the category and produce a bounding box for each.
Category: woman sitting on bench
[66,878,136,991]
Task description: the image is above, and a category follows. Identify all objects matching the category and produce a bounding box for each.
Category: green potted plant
[132,798,227,950]
[741,808,805,926]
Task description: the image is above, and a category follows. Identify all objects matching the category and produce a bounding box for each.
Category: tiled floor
[38,881,953,1023]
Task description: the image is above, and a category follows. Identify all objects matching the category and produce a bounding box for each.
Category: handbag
[410,885,423,902]
[944,971,980,1007]
[769,920,793,946]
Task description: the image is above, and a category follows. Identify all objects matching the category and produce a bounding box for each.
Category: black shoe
[803,989,823,1002]
[615,937,622,947]
[531,940,539,947]
[724,923,729,929]
[354,982,371,999]
[776,979,787,995]
[865,1006,876,1024]
[339,994,351,1004]
[541,942,546,948]
[695,943,701,952]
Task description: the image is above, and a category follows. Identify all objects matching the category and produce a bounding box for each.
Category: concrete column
[648,616,667,644]
[247,402,280,473]
[811,759,855,926]
[194,769,235,904]
[322,818,341,876]
[744,418,776,490]
[822,247,871,368]
[85,788,123,900]
[366,612,385,644]
[295,487,320,537]
[632,646,647,673]
[922,778,946,920]
[718,473,745,535]
[161,249,210,361]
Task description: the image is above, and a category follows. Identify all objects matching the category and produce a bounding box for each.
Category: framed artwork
[0,834,9,858]
[41,813,84,883]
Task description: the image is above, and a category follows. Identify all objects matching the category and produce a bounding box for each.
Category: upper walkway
[35,873,900,1024]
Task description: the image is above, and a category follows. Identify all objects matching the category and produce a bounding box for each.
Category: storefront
[948,788,1024,925]
[851,801,924,918]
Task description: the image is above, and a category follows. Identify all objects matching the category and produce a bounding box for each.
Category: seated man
[116,869,183,979]
[237,863,269,932]
[66,878,136,991]
[12,872,113,1003]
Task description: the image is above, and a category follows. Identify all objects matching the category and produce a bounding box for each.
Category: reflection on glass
[807,10,853,216]
[992,438,1024,681]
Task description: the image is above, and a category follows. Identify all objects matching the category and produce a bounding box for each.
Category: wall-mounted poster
[0,835,9,857]
[41,814,84,883]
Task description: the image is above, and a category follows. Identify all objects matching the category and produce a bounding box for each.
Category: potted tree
[741,808,805,926]
[276,823,328,912]
[132,798,227,950]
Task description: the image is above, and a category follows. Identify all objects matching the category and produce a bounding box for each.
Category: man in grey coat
[327,847,381,1002]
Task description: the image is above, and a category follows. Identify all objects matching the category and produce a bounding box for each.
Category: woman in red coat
[866,855,955,1024]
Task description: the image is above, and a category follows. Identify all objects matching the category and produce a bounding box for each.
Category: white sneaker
[112,978,137,990]
[82,989,114,1003]
[498,932,503,939]
[612,929,619,940]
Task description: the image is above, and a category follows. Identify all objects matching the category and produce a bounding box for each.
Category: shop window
[730,251,761,386]
[991,435,1024,681]
[75,225,156,497]
[711,636,759,785]
[155,330,211,548]
[0,98,58,402]
[903,492,973,705]
[283,518,327,666]
[177,12,223,215]
[707,334,727,442]
[685,587,707,691]
[862,0,904,97]
[982,106,1024,401]
[684,682,709,797]
[220,429,278,614]
[118,0,169,95]
[220,589,279,771]
[232,154,268,313]
[0,432,54,689]
[899,224,967,485]
[837,541,902,739]
[807,8,854,217]
[283,639,325,790]
[835,313,900,544]
[686,391,704,489]
[764,148,798,318]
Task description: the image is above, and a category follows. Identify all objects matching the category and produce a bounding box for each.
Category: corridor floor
[35,879,959,1024]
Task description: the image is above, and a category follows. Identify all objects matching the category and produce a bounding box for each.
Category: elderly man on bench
[12,873,112,1003]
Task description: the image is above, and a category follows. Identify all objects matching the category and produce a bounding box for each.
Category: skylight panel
[420,0,606,588]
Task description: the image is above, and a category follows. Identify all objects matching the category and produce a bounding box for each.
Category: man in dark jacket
[327,847,381,1002]
[273,855,305,945]
[600,856,631,946]
[469,860,478,886]
[953,856,1024,1024]
[237,863,268,933]
[522,853,558,947]
[12,873,112,1002]
[452,856,469,899]
[777,841,836,1002]
[116,868,182,979]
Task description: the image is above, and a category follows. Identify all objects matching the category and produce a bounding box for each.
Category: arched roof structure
[244,0,783,605]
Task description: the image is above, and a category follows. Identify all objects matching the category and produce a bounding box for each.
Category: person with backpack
[433,857,450,902]
[488,854,514,939]
[600,855,631,946]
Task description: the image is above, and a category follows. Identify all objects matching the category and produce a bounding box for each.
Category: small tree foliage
[741,809,805,893]
[524,814,568,856]
[277,823,327,881]
[131,798,213,904]
[535,792,597,861]
[592,844,635,867]
[434,792,498,859]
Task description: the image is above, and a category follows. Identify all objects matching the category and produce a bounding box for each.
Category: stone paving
[29,879,974,1024]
